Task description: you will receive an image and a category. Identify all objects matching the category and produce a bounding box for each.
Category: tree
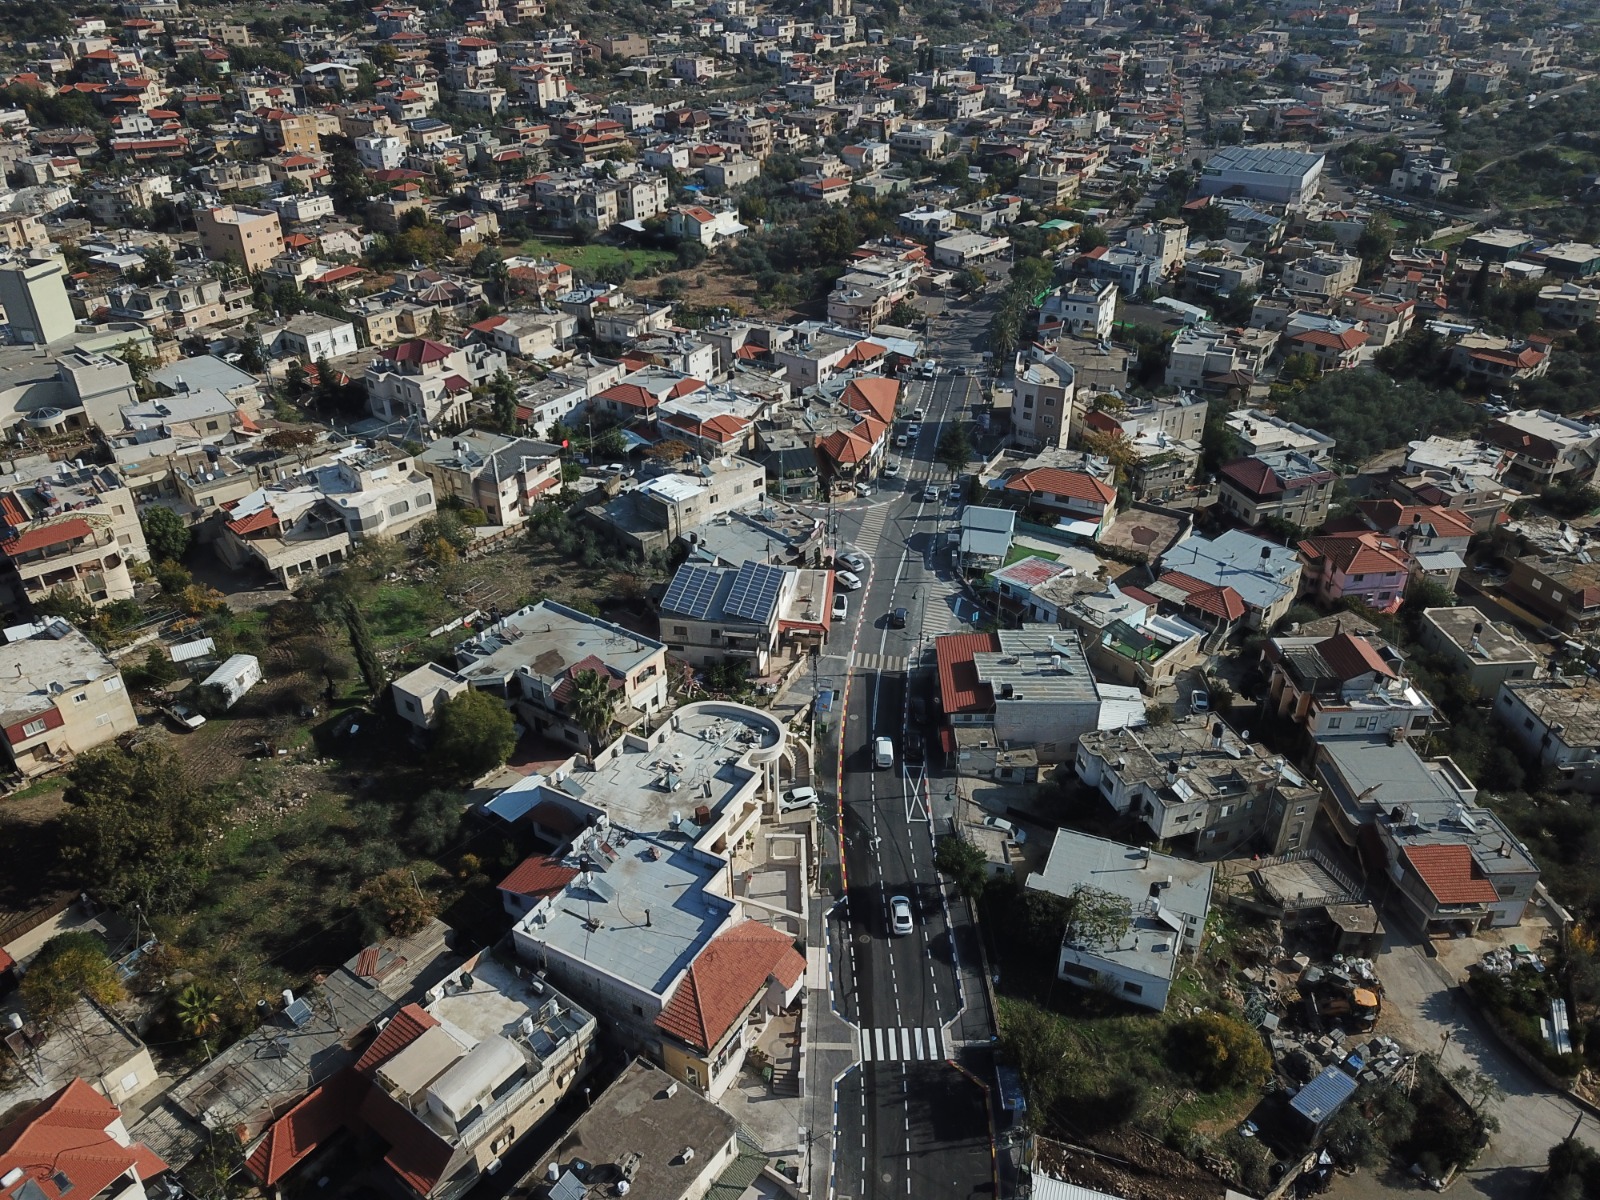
[570,668,618,749]
[433,688,517,780]
[487,369,519,432]
[934,836,988,900]
[20,932,125,1025]
[407,788,467,855]
[141,506,190,564]
[936,423,974,471]
[357,868,439,938]
[1081,429,1138,485]
[1469,258,1492,315]
[1168,1012,1272,1090]
[1356,215,1394,273]
[174,984,224,1041]
[339,592,386,697]
[60,745,220,913]
[1278,351,1321,384]
[1062,884,1133,951]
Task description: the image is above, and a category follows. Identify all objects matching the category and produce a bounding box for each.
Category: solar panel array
[724,561,784,624]
[661,563,724,619]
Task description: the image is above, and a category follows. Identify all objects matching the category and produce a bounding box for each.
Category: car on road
[163,703,207,731]
[922,485,938,502]
[1191,690,1211,713]
[832,593,849,621]
[895,434,909,448]
[907,422,922,437]
[909,694,928,725]
[889,607,908,629]
[919,361,938,378]
[904,730,924,765]
[839,551,868,572]
[911,407,926,421]
[836,570,863,591]
[873,735,895,768]
[889,894,914,936]
[883,459,902,476]
[779,786,818,812]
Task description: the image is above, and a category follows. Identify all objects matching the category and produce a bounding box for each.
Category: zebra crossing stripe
[875,1027,886,1061]
[856,1026,954,1063]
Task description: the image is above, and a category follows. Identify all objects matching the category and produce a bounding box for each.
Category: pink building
[1297,531,1413,613]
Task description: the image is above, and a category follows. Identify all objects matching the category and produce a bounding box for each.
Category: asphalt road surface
[824,365,994,1200]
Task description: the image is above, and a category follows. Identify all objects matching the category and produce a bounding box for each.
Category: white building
[1041,279,1116,342]
[1197,145,1325,206]
[1495,675,1600,793]
[1026,830,1213,1012]
[263,312,359,362]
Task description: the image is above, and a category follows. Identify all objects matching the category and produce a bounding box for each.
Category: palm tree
[570,669,617,751]
[175,985,223,1040]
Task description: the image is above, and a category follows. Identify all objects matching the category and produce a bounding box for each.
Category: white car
[907,422,923,437]
[895,434,909,448]
[911,407,926,421]
[883,460,902,477]
[873,735,895,768]
[838,551,868,572]
[832,593,849,621]
[983,815,1026,844]
[889,894,914,936]
[922,485,938,502]
[836,570,864,591]
[1191,690,1211,713]
[779,786,819,812]
[163,703,207,731]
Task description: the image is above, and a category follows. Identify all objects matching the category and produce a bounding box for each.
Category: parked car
[890,894,914,935]
[832,593,849,621]
[163,703,206,731]
[836,570,864,591]
[839,551,868,572]
[911,407,926,421]
[909,694,928,725]
[779,786,818,812]
[1191,690,1211,713]
[982,814,1026,844]
[904,731,924,765]
[884,460,902,477]
[922,485,939,502]
[873,735,895,768]
[907,422,923,437]
[889,607,908,629]
[895,435,910,448]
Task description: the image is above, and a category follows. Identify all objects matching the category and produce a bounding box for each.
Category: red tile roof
[381,337,456,365]
[225,506,279,536]
[356,1085,453,1196]
[1298,532,1411,578]
[1402,843,1499,906]
[1317,632,1395,680]
[655,921,805,1052]
[934,631,1000,715]
[1003,467,1116,505]
[353,1002,439,1074]
[841,375,899,423]
[1158,571,1248,621]
[0,1079,166,1200]
[497,854,579,900]
[1291,327,1369,352]
[1219,456,1335,498]
[1,517,92,556]
[1356,499,1474,539]
[245,1070,359,1185]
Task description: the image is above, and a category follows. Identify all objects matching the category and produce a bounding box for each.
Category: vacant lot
[517,236,675,276]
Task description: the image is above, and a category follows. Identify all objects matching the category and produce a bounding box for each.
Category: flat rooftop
[1421,606,1537,666]
[1079,715,1317,810]
[1502,676,1600,745]
[974,627,1099,706]
[0,621,116,724]
[455,600,664,688]
[537,1060,738,1200]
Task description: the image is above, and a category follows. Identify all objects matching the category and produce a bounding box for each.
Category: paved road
[824,366,994,1200]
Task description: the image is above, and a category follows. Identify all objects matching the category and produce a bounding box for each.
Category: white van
[873,736,895,769]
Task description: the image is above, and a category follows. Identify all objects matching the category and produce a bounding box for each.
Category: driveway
[1328,925,1600,1200]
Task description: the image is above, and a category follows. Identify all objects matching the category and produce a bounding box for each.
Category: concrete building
[1156,530,1302,630]
[1495,675,1600,793]
[0,619,137,777]
[0,461,147,618]
[0,256,76,346]
[391,661,470,732]
[659,558,831,676]
[1501,552,1600,634]
[1282,251,1362,297]
[1124,218,1188,275]
[1026,831,1214,1012]
[1314,737,1539,931]
[1417,607,1538,693]
[1197,145,1325,206]
[1011,348,1076,449]
[1074,715,1321,855]
[365,337,509,434]
[264,312,358,362]
[416,430,562,527]
[1224,409,1334,462]
[1216,450,1338,528]
[1483,409,1600,489]
[1262,630,1434,753]
[194,204,284,273]
[1040,280,1116,342]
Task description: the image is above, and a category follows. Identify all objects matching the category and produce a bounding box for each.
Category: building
[1217,451,1338,529]
[390,661,470,732]
[1025,831,1213,1013]
[215,447,437,589]
[1262,630,1434,753]
[0,619,137,777]
[0,462,147,617]
[265,312,359,362]
[448,600,669,752]
[1537,280,1600,326]
[589,458,767,555]
[0,256,76,345]
[1482,409,1600,489]
[0,1080,167,1200]
[532,1060,739,1200]
[1000,466,1116,541]
[1282,251,1362,297]
[1448,332,1552,386]
[1155,530,1302,629]
[365,337,509,434]
[933,627,1116,762]
[1074,715,1321,855]
[958,506,1014,571]
[1495,675,1600,793]
[1314,737,1539,931]
[1296,531,1413,613]
[1224,409,1334,462]
[1197,145,1325,206]
[416,431,562,527]
[658,558,831,676]
[1011,348,1077,449]
[1418,607,1538,693]
[1040,280,1116,342]
[194,204,284,273]
[1124,218,1188,274]
[1501,552,1600,634]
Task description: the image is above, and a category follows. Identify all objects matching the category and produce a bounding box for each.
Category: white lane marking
[913,1027,925,1060]
[875,1027,886,1060]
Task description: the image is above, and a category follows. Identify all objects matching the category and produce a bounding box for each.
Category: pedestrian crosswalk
[852,652,907,673]
[921,602,965,637]
[858,1025,953,1063]
[853,506,889,556]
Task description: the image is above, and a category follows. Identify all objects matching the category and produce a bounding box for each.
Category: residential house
[0,462,146,617]
[391,660,470,732]
[264,311,358,362]
[1537,281,1600,326]
[1262,630,1434,754]
[999,466,1116,542]
[194,203,283,273]
[1155,530,1303,630]
[1124,218,1188,275]
[1297,531,1413,614]
[658,558,832,676]
[1026,831,1213,1012]
[1417,607,1538,693]
[1284,314,1370,371]
[1351,498,1473,589]
[466,311,575,359]
[770,332,886,390]
[0,619,137,777]
[1495,675,1600,793]
[1314,736,1539,930]
[1011,348,1077,449]
[365,337,509,433]
[1501,552,1600,634]
[415,430,563,527]
[1448,332,1552,385]
[1282,251,1362,297]
[1223,409,1335,462]
[1216,450,1338,529]
[1482,409,1600,489]
[1074,715,1323,855]
[957,506,1014,572]
[0,1080,166,1200]
[1040,280,1116,342]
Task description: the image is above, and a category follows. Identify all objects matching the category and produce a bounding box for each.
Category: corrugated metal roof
[1290,1064,1359,1125]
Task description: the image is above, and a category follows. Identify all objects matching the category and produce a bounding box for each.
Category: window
[73,693,87,705]
[21,718,46,737]
[1553,591,1564,602]
[1531,579,1543,591]
[1327,717,1341,729]
[1354,716,1371,730]
[1502,692,1513,705]
[1122,981,1144,996]
[103,678,121,693]
[1060,961,1096,982]
[1295,805,1307,815]
[96,713,110,726]
[1354,573,1365,582]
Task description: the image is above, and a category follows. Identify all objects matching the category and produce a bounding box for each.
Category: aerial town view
[9,0,1600,1198]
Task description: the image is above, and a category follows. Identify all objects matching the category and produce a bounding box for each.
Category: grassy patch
[518,237,675,276]
[1003,544,1060,566]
